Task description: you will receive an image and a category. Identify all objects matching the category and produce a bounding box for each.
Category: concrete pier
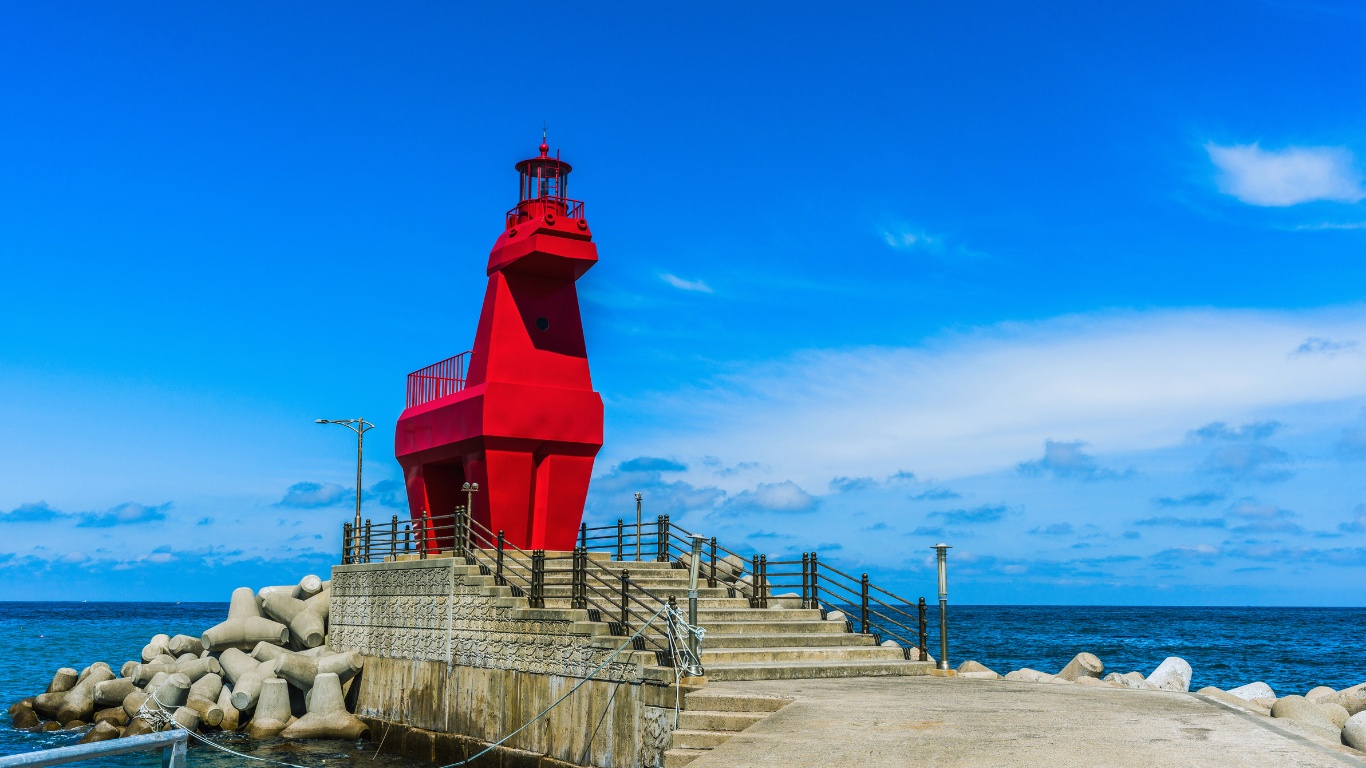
[679,676,1366,768]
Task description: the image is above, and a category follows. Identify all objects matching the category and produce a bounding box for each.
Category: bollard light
[932,543,951,671]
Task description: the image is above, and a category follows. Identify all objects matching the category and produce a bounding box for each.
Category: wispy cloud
[1018,439,1130,481]
[660,273,714,293]
[1206,142,1365,206]
[1293,337,1357,357]
[1339,504,1366,533]
[1192,421,1293,482]
[727,481,817,513]
[1,501,170,527]
[929,504,1010,525]
[1135,515,1225,528]
[1337,410,1366,459]
[623,307,1366,486]
[277,481,352,508]
[1154,490,1226,508]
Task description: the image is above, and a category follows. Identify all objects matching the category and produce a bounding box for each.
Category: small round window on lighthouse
[535,317,550,331]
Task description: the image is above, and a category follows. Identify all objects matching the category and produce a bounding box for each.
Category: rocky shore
[952,652,1366,753]
[5,575,369,746]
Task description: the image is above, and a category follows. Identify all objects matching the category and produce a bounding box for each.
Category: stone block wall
[330,558,677,768]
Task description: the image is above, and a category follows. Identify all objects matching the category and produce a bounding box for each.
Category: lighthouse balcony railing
[505,197,585,228]
[406,351,470,408]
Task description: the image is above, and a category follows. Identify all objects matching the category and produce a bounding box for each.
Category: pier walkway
[678,676,1366,768]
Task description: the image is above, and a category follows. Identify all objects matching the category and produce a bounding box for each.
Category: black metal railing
[341,508,686,668]
[579,515,934,662]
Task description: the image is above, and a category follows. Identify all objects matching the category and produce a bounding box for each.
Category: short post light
[687,533,705,664]
[933,543,952,670]
[461,482,479,552]
[634,492,643,562]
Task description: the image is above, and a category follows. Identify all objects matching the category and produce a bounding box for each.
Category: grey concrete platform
[683,676,1366,767]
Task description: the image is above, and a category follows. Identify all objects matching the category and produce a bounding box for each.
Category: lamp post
[316,418,375,562]
[461,481,479,552]
[932,543,952,671]
[634,492,643,562]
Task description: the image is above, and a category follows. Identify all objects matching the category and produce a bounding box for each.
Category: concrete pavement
[682,675,1366,767]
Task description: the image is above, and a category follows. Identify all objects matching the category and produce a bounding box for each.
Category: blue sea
[3,602,1364,763]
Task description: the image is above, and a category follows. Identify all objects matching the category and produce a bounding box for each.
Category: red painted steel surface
[394,140,603,551]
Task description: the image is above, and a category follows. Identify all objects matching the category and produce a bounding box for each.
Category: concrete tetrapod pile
[951,652,1366,755]
[5,574,370,746]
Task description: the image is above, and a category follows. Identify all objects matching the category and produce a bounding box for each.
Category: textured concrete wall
[330,558,676,768]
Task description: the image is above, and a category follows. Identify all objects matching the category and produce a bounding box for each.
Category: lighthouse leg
[482,448,536,549]
[529,453,596,551]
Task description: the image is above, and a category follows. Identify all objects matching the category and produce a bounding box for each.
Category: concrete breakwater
[6,575,371,746]
[327,556,689,768]
[956,651,1366,753]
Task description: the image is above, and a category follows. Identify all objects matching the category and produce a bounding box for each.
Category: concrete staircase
[664,689,792,768]
[534,554,933,682]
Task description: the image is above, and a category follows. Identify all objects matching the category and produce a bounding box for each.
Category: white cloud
[880,227,937,250]
[1206,142,1365,206]
[660,274,714,293]
[620,307,1366,488]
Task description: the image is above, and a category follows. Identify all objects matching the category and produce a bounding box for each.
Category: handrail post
[342,523,351,564]
[918,597,928,662]
[619,569,630,631]
[616,518,623,561]
[656,515,667,562]
[496,530,505,585]
[163,732,187,768]
[531,550,545,608]
[580,522,588,551]
[572,547,586,609]
[759,555,768,608]
[634,491,643,562]
[364,519,372,564]
[687,534,704,664]
[860,573,870,634]
[390,515,398,560]
[749,555,759,607]
[404,522,411,554]
[708,536,718,588]
[453,504,466,556]
[801,553,810,609]
[810,552,820,610]
[933,543,951,670]
[421,509,431,559]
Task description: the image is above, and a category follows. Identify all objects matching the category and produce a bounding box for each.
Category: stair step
[695,620,848,634]
[695,608,822,621]
[670,729,734,750]
[676,710,767,731]
[684,692,792,713]
[700,646,906,664]
[703,659,934,681]
[663,748,710,768]
[699,632,877,649]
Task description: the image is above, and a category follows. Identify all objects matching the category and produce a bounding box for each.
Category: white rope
[140,690,323,768]
[132,600,696,768]
[432,602,671,768]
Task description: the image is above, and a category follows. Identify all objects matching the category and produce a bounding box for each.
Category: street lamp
[316,418,376,561]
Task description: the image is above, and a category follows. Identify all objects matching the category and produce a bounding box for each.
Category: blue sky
[3,1,1366,603]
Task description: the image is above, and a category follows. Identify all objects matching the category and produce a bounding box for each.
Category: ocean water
[0,602,419,768]
[3,602,1365,763]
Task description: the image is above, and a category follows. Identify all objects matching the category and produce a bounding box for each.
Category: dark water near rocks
[0,602,419,767]
[3,602,1364,763]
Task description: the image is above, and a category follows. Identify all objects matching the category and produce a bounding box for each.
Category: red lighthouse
[394,137,603,551]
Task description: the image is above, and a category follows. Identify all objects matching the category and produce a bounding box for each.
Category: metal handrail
[0,730,187,768]
[406,351,471,408]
